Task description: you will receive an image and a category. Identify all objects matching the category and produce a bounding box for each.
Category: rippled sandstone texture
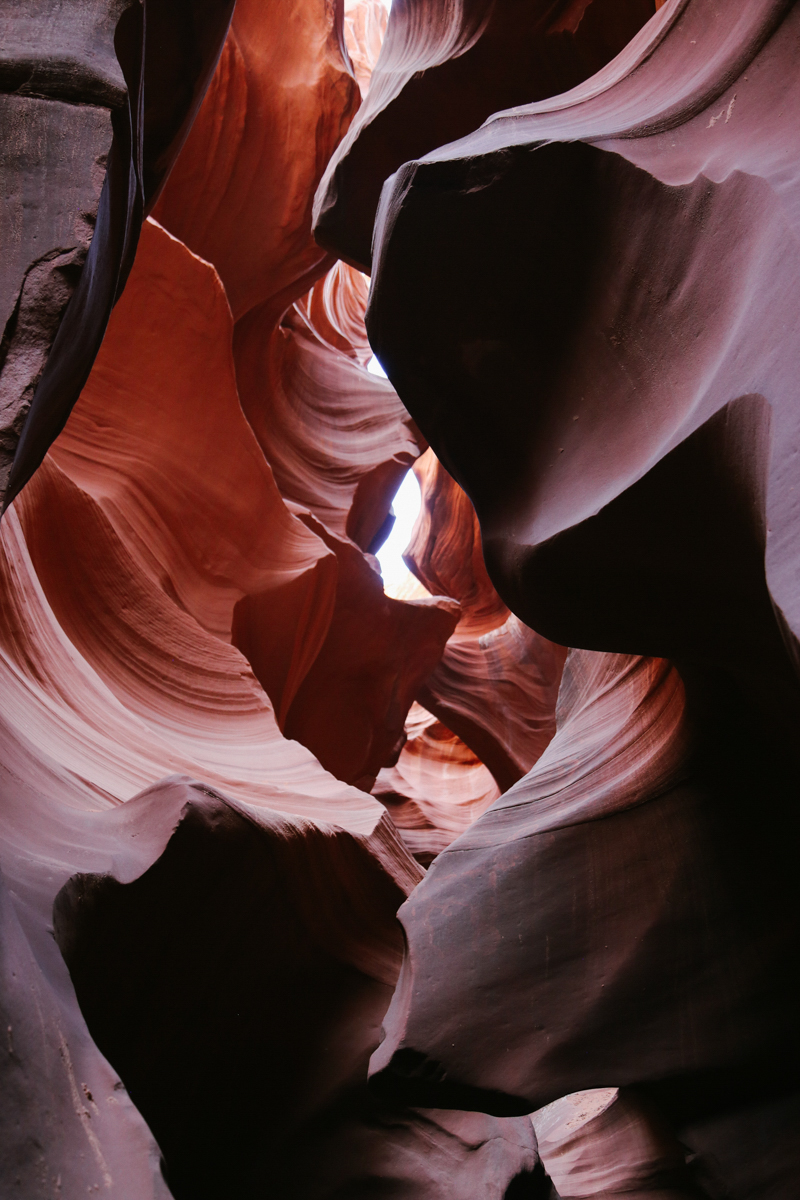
[332,0,800,1195]
[314,0,659,270]
[3,0,800,1197]
[0,0,541,1194]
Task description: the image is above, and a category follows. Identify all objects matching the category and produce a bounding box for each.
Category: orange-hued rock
[6,468,375,828]
[0,493,418,1194]
[12,0,800,1194]
[151,0,361,323]
[418,617,568,792]
[2,132,544,1184]
[2,0,235,510]
[49,219,333,647]
[373,704,501,863]
[406,448,508,637]
[234,282,420,551]
[228,207,459,790]
[27,213,453,813]
[344,0,389,97]
[404,449,567,791]
[300,261,373,364]
[235,515,460,791]
[0,0,552,1194]
[0,200,533,1196]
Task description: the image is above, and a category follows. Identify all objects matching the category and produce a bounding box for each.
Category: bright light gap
[376,469,421,591]
[366,354,419,591]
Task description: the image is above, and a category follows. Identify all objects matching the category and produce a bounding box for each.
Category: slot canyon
[0,0,799,1195]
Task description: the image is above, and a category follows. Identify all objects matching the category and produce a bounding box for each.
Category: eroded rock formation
[2,0,799,1196]
[0,0,540,1193]
[354,1,800,1193]
[1,0,236,505]
[314,0,659,269]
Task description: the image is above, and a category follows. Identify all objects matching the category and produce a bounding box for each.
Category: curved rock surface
[235,272,421,553]
[4,0,800,1195]
[151,0,359,323]
[52,779,536,1200]
[407,449,567,792]
[364,2,800,1193]
[2,0,235,508]
[0,2,546,1191]
[367,0,800,692]
[314,0,658,269]
[373,703,502,864]
[531,1087,697,1198]
[370,650,800,1175]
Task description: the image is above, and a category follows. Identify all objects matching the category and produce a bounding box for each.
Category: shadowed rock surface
[0,1,544,1191]
[2,0,800,1195]
[363,2,800,1194]
[1,0,235,508]
[407,450,568,792]
[54,782,537,1199]
[314,0,658,269]
[531,1087,699,1198]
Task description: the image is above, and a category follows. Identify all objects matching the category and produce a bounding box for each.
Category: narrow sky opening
[367,353,387,377]
[377,469,421,592]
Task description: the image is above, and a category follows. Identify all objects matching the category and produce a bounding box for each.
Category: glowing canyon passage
[0,0,799,1196]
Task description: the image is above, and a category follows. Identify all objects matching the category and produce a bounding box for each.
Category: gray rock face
[0,0,235,512]
[0,0,125,492]
[0,95,112,492]
[0,0,127,106]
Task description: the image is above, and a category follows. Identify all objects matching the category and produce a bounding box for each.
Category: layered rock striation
[354,1,800,1193]
[2,0,799,1196]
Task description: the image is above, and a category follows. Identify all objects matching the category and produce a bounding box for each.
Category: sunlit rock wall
[2,0,799,1197]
